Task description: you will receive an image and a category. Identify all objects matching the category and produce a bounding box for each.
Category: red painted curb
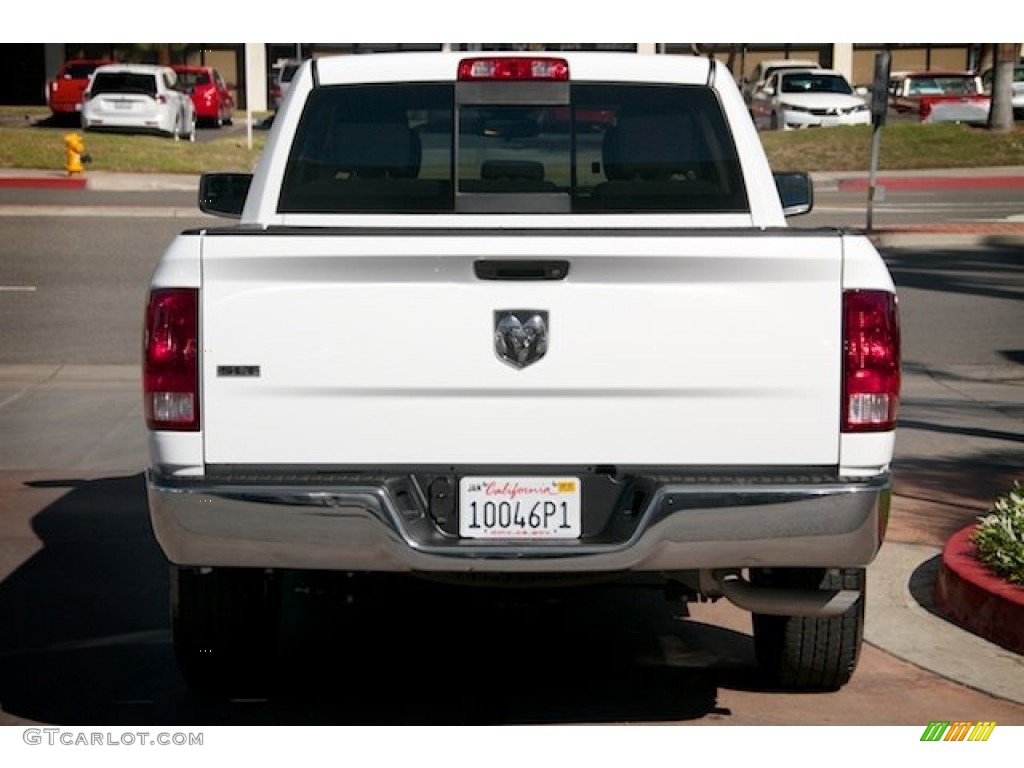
[0,177,87,190]
[839,176,1024,191]
[934,524,1024,655]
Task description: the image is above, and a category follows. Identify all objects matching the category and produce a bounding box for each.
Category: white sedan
[751,68,870,131]
[81,64,196,141]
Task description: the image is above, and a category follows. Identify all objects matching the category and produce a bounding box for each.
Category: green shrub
[971,482,1024,587]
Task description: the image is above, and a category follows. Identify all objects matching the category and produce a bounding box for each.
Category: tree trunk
[988,43,1019,133]
[725,44,739,77]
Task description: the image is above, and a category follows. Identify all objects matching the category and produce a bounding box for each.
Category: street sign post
[867,51,892,231]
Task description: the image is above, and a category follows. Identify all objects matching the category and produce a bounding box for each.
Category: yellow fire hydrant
[63,132,86,176]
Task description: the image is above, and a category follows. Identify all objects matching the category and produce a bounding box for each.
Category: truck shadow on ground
[0,474,751,726]
[882,243,1024,303]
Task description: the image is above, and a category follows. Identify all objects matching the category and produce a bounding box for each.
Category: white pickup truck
[144,52,900,694]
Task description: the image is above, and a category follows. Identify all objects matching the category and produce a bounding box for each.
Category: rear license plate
[114,101,131,110]
[459,477,581,540]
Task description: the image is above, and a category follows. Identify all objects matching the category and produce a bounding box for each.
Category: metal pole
[867,125,881,231]
[866,51,891,232]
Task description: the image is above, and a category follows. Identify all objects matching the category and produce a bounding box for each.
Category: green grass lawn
[760,122,1024,173]
[0,107,266,174]
[2,106,1023,175]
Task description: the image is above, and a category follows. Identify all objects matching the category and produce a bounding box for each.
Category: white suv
[82,64,196,140]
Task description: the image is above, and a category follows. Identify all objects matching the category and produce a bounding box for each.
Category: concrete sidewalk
[868,363,1024,703]
[3,165,1024,241]
[0,167,201,192]
[811,164,1024,191]
[1,163,1023,194]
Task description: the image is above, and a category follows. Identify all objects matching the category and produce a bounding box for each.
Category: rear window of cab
[278,82,748,214]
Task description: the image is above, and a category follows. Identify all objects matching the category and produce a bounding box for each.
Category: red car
[47,58,115,122]
[172,65,234,127]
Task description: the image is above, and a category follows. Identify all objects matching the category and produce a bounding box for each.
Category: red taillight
[144,288,199,431]
[156,94,167,104]
[842,290,900,432]
[457,57,569,81]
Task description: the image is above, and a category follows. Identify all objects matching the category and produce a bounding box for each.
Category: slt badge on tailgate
[494,310,549,369]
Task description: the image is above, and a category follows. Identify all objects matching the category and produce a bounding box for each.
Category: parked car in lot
[269,59,301,112]
[981,65,1024,119]
[750,68,870,130]
[741,58,821,107]
[172,65,234,127]
[46,58,115,122]
[82,64,196,140]
[888,70,990,124]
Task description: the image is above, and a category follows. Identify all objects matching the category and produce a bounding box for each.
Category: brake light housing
[842,290,900,432]
[144,288,199,431]
[457,57,569,81]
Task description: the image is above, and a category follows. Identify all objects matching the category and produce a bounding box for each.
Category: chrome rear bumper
[148,468,890,574]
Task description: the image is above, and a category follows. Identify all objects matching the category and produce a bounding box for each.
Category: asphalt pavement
[0,164,1022,705]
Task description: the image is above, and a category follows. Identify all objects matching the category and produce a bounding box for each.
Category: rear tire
[171,566,282,696]
[751,567,865,691]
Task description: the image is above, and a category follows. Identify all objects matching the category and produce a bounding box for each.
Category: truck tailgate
[200,231,843,467]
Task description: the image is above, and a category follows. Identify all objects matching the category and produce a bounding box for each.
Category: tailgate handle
[474,260,570,281]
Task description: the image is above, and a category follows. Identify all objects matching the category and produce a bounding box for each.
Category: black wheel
[171,566,282,696]
[751,567,865,691]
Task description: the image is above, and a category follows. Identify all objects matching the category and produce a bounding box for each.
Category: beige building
[31,43,993,114]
